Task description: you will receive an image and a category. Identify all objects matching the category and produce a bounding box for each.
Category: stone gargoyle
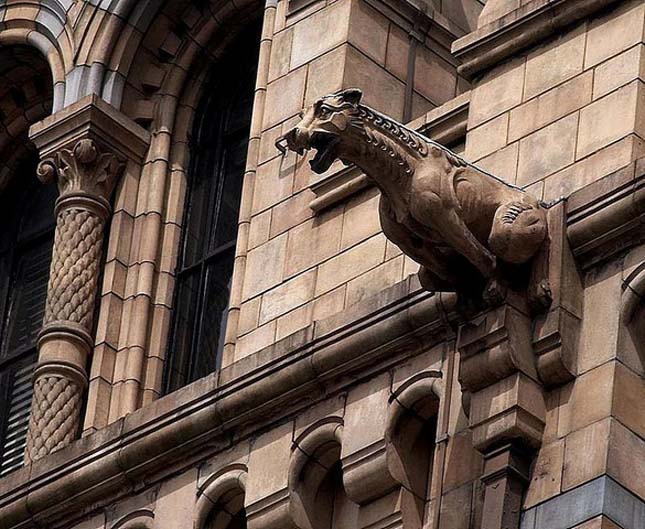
[280,88,552,312]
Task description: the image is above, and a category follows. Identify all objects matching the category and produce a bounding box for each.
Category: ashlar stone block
[242,232,288,300]
[509,71,593,143]
[315,233,387,296]
[348,0,389,66]
[290,0,352,69]
[517,112,578,186]
[469,56,525,128]
[246,422,293,505]
[340,187,381,250]
[607,418,645,500]
[593,44,645,101]
[259,269,316,324]
[285,208,343,278]
[263,66,307,129]
[465,112,509,162]
[576,80,645,160]
[524,23,587,101]
[524,440,564,509]
[153,468,198,529]
[584,0,645,69]
[562,418,611,491]
[345,256,404,308]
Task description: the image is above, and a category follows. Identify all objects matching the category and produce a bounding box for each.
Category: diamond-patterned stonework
[45,208,104,328]
[24,375,82,463]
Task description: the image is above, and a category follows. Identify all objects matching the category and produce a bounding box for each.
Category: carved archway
[289,417,358,529]
[195,464,248,529]
[385,372,443,529]
[110,509,155,529]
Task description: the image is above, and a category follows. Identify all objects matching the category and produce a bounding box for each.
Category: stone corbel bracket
[455,199,585,529]
[532,200,583,387]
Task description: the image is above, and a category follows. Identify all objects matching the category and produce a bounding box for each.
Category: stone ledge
[0,279,457,529]
[567,157,645,269]
[452,0,623,78]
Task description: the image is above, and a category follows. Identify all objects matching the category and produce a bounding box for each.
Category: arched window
[0,44,54,474]
[164,24,261,392]
[0,154,56,475]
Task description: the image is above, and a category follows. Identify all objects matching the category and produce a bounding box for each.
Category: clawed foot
[483,277,507,307]
[528,279,553,312]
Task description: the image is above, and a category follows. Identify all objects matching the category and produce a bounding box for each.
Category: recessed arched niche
[289,418,359,529]
[621,262,645,367]
[385,372,442,529]
[195,465,248,529]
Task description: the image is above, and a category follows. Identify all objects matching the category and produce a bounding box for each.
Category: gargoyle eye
[318,106,331,118]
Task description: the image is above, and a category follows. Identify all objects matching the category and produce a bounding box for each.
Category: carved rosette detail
[24,375,82,464]
[25,139,123,462]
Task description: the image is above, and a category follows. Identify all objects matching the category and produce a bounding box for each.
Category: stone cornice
[0,281,457,529]
[567,157,645,269]
[452,0,623,78]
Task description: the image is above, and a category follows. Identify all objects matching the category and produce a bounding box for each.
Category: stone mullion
[24,139,122,463]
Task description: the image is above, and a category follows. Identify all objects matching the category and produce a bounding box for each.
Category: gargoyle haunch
[281,88,552,311]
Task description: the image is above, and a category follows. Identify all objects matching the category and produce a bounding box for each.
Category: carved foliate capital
[37,138,124,202]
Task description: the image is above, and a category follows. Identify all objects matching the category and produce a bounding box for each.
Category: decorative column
[24,95,149,462]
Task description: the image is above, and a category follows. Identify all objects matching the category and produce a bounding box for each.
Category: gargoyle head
[281,88,363,174]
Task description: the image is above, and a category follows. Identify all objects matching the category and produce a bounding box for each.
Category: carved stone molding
[452,0,623,78]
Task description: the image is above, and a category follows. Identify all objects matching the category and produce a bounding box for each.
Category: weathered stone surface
[2,2,644,529]
[576,81,645,159]
[562,418,611,491]
[524,24,587,101]
[524,440,564,508]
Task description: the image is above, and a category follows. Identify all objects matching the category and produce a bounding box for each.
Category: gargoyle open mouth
[309,131,340,174]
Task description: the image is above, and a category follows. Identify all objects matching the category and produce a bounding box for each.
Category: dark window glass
[0,154,56,475]
[164,23,261,392]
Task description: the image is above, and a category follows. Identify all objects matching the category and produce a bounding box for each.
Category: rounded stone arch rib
[0,0,75,111]
[195,464,248,529]
[110,509,155,529]
[385,371,443,529]
[621,261,645,358]
[288,417,357,529]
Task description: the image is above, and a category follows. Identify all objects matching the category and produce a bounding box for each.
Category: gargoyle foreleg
[411,195,497,281]
[379,197,456,286]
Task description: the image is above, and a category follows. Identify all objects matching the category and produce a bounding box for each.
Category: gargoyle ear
[338,88,362,106]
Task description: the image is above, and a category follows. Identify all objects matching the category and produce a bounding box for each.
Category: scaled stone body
[284,89,551,308]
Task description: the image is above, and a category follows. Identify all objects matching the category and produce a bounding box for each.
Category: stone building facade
[0,0,643,528]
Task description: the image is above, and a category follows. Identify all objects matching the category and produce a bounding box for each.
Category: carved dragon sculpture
[280,88,552,312]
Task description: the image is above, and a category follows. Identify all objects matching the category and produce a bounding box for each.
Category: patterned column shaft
[24,139,122,463]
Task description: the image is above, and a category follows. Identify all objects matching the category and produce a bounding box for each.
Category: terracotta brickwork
[0,1,643,529]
